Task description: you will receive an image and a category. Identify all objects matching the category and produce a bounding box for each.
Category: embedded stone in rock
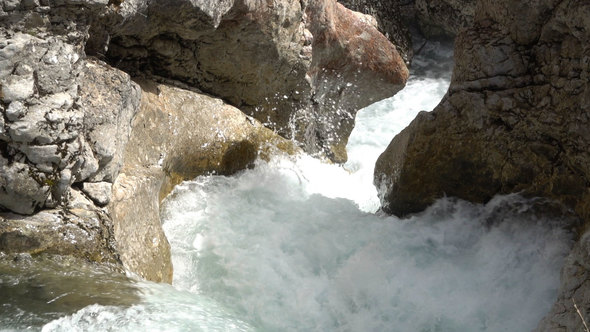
[81,182,112,206]
[0,160,50,215]
[1,73,34,102]
[5,101,27,121]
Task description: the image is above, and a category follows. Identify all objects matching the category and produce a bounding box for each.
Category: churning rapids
[1,42,575,332]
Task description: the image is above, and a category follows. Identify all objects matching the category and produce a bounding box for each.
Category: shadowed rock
[374,0,590,329]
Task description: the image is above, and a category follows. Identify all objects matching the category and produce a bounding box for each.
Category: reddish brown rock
[303,0,409,161]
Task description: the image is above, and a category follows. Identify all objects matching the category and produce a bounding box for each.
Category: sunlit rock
[414,0,475,37]
[101,0,408,162]
[338,0,413,62]
[108,79,299,282]
[375,0,590,328]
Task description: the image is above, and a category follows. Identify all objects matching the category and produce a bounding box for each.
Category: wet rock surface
[108,79,299,282]
[337,0,413,63]
[0,0,406,281]
[375,0,590,329]
[101,0,408,162]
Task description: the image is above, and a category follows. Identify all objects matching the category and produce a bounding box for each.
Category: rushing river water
[1,42,575,332]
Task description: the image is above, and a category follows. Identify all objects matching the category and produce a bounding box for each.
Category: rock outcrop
[337,0,413,63]
[414,0,475,37]
[100,0,408,162]
[0,32,138,215]
[110,79,298,282]
[375,0,590,328]
[0,0,407,281]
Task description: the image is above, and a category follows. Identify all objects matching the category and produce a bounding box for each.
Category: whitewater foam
[35,41,574,332]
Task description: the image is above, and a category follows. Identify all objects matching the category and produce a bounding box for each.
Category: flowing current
[2,42,574,332]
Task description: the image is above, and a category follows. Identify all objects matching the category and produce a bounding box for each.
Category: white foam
[41,42,572,332]
[160,163,573,332]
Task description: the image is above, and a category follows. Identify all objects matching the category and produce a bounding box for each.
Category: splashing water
[3,41,573,332]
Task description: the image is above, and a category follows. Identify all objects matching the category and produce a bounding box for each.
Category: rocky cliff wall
[374,0,590,329]
[97,0,408,163]
[0,0,407,281]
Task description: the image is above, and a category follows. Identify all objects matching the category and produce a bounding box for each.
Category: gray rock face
[414,0,475,37]
[0,31,140,215]
[375,0,590,327]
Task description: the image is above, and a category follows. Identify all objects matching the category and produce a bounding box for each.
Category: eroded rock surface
[375,0,590,328]
[0,32,139,215]
[101,0,408,162]
[414,0,475,37]
[108,79,299,282]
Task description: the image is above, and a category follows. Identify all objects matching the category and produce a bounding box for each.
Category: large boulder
[337,0,413,63]
[375,0,590,219]
[100,0,408,162]
[0,0,407,281]
[109,79,299,282]
[375,0,590,328]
